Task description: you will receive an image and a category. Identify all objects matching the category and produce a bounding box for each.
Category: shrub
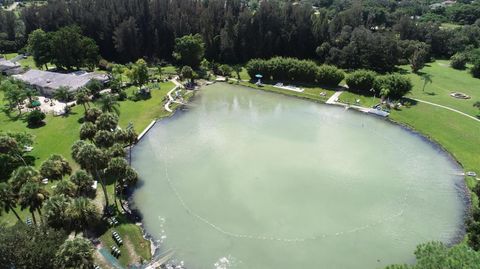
[471,61,480,78]
[450,53,467,70]
[345,70,377,93]
[245,58,270,80]
[218,64,233,77]
[98,59,111,71]
[373,74,412,99]
[118,90,127,101]
[316,65,344,87]
[27,110,46,126]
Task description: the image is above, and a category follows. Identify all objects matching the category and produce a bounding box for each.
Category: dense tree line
[0,0,472,72]
[0,8,24,52]
[28,26,99,70]
[0,223,96,268]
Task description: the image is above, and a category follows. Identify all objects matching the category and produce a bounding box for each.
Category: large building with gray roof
[13,69,109,96]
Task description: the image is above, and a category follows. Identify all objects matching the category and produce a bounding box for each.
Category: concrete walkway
[326,91,343,104]
[164,77,184,113]
[411,98,480,123]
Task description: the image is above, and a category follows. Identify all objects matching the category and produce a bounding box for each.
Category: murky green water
[132,84,466,269]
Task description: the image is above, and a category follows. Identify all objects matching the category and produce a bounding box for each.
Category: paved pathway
[164,77,184,113]
[411,98,480,123]
[326,90,343,104]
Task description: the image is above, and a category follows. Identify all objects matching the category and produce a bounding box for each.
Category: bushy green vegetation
[27,26,99,70]
[345,70,377,93]
[385,241,480,269]
[246,57,344,87]
[373,74,413,100]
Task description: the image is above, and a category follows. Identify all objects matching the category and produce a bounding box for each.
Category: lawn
[117,81,175,133]
[337,91,380,108]
[0,90,83,166]
[98,215,151,267]
[400,60,480,117]
[3,53,55,70]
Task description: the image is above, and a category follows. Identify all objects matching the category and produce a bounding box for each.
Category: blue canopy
[255,74,263,78]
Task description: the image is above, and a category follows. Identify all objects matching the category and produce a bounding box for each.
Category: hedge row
[245,57,344,87]
[346,70,412,99]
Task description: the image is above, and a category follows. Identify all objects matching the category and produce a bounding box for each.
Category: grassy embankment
[0,79,179,267]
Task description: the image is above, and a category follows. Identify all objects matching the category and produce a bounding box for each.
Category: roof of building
[13,69,108,91]
[0,58,20,71]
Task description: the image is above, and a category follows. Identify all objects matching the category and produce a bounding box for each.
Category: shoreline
[129,81,471,267]
[124,84,196,268]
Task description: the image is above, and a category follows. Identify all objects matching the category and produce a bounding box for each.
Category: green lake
[132,83,467,269]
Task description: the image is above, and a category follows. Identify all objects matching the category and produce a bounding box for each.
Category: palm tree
[65,197,99,234]
[9,166,42,193]
[421,73,433,92]
[79,122,97,141]
[70,170,94,197]
[0,182,22,222]
[53,86,73,102]
[53,180,77,197]
[40,154,72,180]
[19,181,49,225]
[105,157,138,212]
[75,88,91,113]
[105,157,128,209]
[24,87,38,104]
[72,142,109,207]
[125,122,138,165]
[54,237,95,269]
[99,94,120,115]
[43,194,70,228]
[95,113,119,131]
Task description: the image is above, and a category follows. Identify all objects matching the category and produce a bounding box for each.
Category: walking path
[164,77,184,113]
[326,90,343,104]
[411,98,480,123]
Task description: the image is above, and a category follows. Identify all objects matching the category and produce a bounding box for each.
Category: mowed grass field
[401,60,480,117]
